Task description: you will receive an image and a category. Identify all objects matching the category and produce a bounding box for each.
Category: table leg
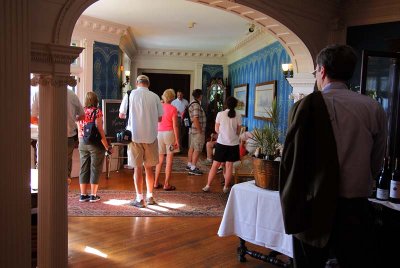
[106,154,110,179]
[237,238,247,262]
[237,237,292,267]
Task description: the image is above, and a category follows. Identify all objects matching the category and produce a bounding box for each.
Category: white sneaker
[202,185,210,192]
[223,186,230,194]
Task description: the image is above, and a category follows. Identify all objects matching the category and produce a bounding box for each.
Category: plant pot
[252,157,280,191]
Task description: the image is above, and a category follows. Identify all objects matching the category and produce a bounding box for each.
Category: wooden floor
[68,157,289,267]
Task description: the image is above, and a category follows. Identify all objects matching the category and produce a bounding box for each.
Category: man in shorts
[186,89,206,175]
[119,75,163,208]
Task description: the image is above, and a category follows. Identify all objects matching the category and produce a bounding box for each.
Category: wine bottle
[389,157,400,203]
[376,157,391,201]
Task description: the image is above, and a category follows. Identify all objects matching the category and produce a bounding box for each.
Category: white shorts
[157,130,176,154]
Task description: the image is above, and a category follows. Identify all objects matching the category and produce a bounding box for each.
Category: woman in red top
[77,92,112,202]
[154,89,180,191]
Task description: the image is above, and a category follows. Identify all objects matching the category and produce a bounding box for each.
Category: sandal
[163,185,176,191]
[154,183,163,189]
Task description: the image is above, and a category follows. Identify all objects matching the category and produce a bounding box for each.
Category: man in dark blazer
[280,45,387,268]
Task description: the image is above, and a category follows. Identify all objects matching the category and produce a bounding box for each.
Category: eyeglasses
[312,68,319,78]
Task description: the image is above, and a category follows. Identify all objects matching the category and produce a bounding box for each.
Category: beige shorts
[189,132,205,152]
[128,140,159,168]
[158,130,176,154]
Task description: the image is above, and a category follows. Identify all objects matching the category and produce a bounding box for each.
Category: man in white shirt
[119,75,163,208]
[31,88,85,183]
[171,90,189,151]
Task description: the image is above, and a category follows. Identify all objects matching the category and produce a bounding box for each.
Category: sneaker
[185,165,191,171]
[145,196,157,205]
[201,159,213,166]
[202,185,210,192]
[188,168,203,176]
[79,194,90,202]
[217,167,223,174]
[223,186,230,194]
[131,199,145,208]
[89,195,101,202]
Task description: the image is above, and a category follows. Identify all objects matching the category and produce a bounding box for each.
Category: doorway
[143,73,190,100]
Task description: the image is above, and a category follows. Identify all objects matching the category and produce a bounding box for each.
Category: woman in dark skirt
[202,96,242,193]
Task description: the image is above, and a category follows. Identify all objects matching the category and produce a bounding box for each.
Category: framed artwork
[254,80,277,120]
[233,84,248,117]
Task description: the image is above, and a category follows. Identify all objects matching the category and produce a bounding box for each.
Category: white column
[83,38,94,97]
[287,72,316,102]
[32,75,76,268]
[0,0,31,267]
[194,63,203,94]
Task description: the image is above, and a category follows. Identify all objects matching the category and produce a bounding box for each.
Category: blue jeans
[78,138,105,184]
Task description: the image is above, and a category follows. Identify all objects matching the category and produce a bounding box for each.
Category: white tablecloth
[218,180,293,257]
[369,198,400,211]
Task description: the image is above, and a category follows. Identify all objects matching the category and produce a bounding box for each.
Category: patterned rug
[165,156,210,173]
[68,190,228,217]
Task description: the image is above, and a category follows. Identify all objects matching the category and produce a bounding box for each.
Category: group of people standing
[117,75,242,207]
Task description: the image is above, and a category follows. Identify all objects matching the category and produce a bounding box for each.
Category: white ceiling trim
[138,49,224,58]
[75,15,127,36]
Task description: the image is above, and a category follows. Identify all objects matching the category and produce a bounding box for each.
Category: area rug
[68,190,228,217]
[165,156,210,173]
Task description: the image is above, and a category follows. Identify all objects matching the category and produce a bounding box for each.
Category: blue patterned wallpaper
[202,64,223,107]
[93,41,120,107]
[228,41,293,141]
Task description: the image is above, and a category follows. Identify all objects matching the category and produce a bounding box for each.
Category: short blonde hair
[162,88,176,103]
[84,92,99,108]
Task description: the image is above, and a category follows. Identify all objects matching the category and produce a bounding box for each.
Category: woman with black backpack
[77,92,112,202]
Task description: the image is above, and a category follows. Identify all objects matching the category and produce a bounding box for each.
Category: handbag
[116,90,132,144]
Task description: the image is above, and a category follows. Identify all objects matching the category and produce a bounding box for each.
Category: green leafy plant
[250,99,281,160]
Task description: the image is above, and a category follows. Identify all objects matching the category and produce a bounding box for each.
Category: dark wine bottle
[376,157,391,201]
[389,157,400,203]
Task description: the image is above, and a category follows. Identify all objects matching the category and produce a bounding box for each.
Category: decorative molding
[31,42,84,65]
[31,75,77,87]
[225,26,269,55]
[53,0,75,43]
[138,49,224,58]
[75,15,128,36]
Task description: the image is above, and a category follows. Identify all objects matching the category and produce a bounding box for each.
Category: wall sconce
[121,70,130,88]
[282,63,293,78]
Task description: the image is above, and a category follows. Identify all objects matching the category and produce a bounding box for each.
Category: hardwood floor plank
[68,167,289,267]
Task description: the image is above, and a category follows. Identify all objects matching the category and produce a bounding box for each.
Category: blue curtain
[93,41,120,107]
[228,41,293,142]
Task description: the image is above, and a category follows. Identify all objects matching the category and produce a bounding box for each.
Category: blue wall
[93,41,120,107]
[228,41,293,141]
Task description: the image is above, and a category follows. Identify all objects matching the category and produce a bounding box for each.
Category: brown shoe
[145,197,157,205]
[131,199,145,208]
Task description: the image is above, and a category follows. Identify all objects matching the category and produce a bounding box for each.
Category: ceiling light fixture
[188,22,196,28]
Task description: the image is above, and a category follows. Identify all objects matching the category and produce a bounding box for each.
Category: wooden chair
[233,155,254,184]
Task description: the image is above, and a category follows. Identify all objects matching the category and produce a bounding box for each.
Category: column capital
[31,74,77,88]
[286,72,316,102]
[30,42,84,75]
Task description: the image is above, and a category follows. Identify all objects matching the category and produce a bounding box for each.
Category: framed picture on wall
[233,84,248,117]
[254,80,277,120]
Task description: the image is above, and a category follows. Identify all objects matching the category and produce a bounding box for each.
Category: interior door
[360,50,400,160]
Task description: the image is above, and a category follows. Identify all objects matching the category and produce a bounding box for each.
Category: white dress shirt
[171,98,189,118]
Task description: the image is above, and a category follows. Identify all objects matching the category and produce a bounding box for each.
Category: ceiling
[82,0,259,52]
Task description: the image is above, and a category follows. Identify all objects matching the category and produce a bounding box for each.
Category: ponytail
[226,96,238,118]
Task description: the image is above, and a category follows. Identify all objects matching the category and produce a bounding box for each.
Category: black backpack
[182,101,199,128]
[83,109,101,144]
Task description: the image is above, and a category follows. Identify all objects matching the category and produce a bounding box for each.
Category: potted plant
[250,99,281,190]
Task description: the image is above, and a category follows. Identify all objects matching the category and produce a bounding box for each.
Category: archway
[28,0,317,267]
[52,0,314,75]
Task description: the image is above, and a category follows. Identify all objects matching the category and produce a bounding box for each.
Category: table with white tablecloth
[218,180,292,266]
